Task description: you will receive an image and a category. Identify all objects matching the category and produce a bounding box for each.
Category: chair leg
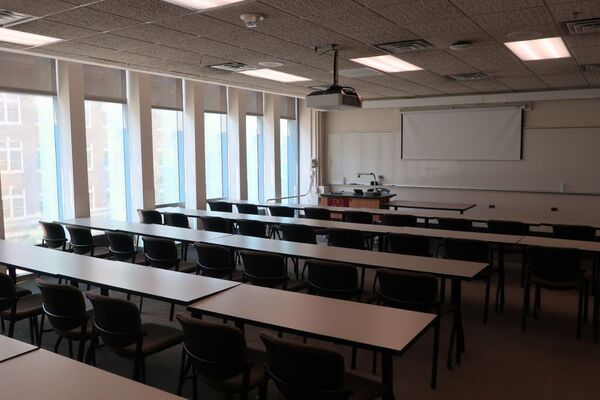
[351,347,357,370]
[68,339,73,358]
[170,303,175,321]
[483,274,491,324]
[447,315,457,369]
[577,283,584,340]
[1,317,4,332]
[32,316,39,345]
[77,338,86,362]
[141,357,147,383]
[522,274,531,331]
[38,313,45,347]
[177,349,187,395]
[533,285,541,319]
[431,316,440,390]
[139,296,144,313]
[371,351,378,374]
[54,336,63,353]
[584,280,590,323]
[29,317,35,344]
[192,366,198,400]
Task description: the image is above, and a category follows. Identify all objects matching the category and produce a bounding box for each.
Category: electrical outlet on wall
[551,207,558,212]
[488,204,495,209]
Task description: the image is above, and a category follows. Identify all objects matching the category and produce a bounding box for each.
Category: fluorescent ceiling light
[350,55,421,73]
[162,0,244,10]
[0,27,61,46]
[238,69,310,83]
[504,37,570,61]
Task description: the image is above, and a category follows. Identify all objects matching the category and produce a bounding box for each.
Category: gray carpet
[7,252,600,399]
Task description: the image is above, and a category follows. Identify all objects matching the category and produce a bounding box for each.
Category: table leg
[381,352,396,400]
[431,315,440,389]
[451,278,464,364]
[495,245,505,313]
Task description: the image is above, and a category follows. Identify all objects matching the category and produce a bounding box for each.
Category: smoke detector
[240,13,264,29]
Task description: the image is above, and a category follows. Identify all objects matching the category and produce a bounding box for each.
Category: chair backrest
[86,293,141,349]
[240,250,288,287]
[303,207,331,221]
[437,218,472,232]
[552,224,597,241]
[164,213,190,228]
[208,201,232,212]
[260,332,348,400]
[66,226,94,255]
[305,259,359,300]
[387,233,431,257]
[142,236,178,270]
[487,220,529,235]
[39,221,66,249]
[237,220,268,238]
[105,230,136,261]
[527,246,582,283]
[444,238,490,263]
[328,229,365,250]
[0,273,17,312]
[137,209,163,225]
[236,203,259,215]
[281,224,317,244]
[374,269,439,312]
[342,211,373,225]
[36,279,87,333]
[381,214,417,227]
[177,313,248,381]
[200,216,234,234]
[268,206,295,218]
[194,243,233,278]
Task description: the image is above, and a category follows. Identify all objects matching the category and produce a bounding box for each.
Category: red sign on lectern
[327,198,350,207]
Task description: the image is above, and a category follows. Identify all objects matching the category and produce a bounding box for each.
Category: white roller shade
[151,75,183,110]
[245,90,263,116]
[402,107,523,160]
[203,83,227,113]
[279,96,296,120]
[0,51,56,95]
[83,64,126,103]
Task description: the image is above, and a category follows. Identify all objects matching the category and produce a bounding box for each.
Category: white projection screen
[402,107,523,160]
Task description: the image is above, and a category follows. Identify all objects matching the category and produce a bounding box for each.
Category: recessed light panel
[0,27,61,46]
[504,37,570,61]
[238,68,310,83]
[350,55,421,73]
[162,0,244,11]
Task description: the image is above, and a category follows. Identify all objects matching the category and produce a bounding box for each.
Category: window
[0,93,21,125]
[152,108,184,205]
[84,100,128,220]
[0,92,60,244]
[204,112,228,200]
[280,118,298,203]
[0,138,23,172]
[246,115,264,202]
[84,101,92,129]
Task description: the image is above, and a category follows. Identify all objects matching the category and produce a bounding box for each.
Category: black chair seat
[15,286,32,297]
[344,370,390,400]
[249,278,306,292]
[0,294,43,319]
[530,276,580,291]
[115,323,183,357]
[202,347,267,394]
[92,246,111,258]
[177,260,198,274]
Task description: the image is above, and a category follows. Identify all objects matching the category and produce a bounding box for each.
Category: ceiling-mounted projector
[307,45,362,111]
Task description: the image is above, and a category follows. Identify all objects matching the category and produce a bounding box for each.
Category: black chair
[163,212,191,260]
[176,313,267,400]
[86,293,183,383]
[437,218,472,231]
[281,224,317,244]
[381,214,417,227]
[66,225,109,257]
[260,332,389,400]
[305,259,371,302]
[36,279,94,362]
[0,273,42,342]
[39,221,67,250]
[105,230,137,263]
[208,201,233,212]
[553,224,597,241]
[387,233,432,257]
[488,219,529,291]
[488,220,529,235]
[522,247,587,339]
[137,209,163,224]
[237,220,268,238]
[194,242,240,280]
[343,211,373,225]
[236,203,259,215]
[328,229,367,250]
[200,216,234,234]
[239,250,305,291]
[374,269,452,382]
[444,238,493,324]
[268,206,295,218]
[303,207,331,221]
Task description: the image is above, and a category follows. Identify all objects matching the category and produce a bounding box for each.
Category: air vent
[375,39,433,53]
[448,72,488,81]
[565,18,600,35]
[209,62,254,72]
[0,9,36,27]
[582,63,600,72]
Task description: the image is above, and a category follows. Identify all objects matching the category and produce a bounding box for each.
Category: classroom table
[189,283,437,397]
[0,240,239,305]
[0,342,184,399]
[387,200,476,214]
[0,334,37,363]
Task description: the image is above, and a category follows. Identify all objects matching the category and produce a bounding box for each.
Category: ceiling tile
[398,49,477,75]
[88,0,192,22]
[128,44,204,64]
[112,24,196,44]
[583,71,600,85]
[473,7,554,32]
[547,1,600,22]
[11,18,99,39]
[451,0,544,15]
[564,32,600,48]
[366,0,464,25]
[539,71,588,88]
[75,33,153,51]
[496,75,549,90]
[457,78,512,92]
[46,7,141,32]
[525,58,581,74]
[403,16,483,39]
[0,0,77,16]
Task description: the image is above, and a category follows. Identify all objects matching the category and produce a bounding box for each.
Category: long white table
[0,334,37,363]
[387,200,476,214]
[189,283,437,396]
